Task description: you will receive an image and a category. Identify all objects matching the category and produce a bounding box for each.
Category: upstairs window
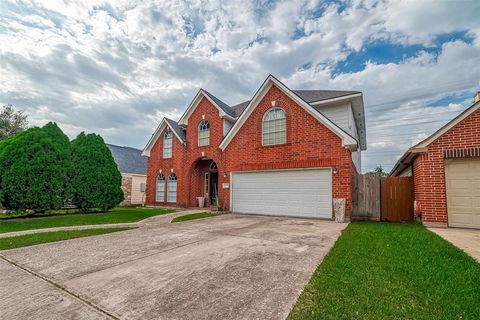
[163,129,172,158]
[262,108,286,145]
[167,173,177,202]
[156,174,165,202]
[198,120,210,146]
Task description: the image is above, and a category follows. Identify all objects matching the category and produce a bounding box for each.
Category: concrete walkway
[429,227,480,262]
[0,209,207,238]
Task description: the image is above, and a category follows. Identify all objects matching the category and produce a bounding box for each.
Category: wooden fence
[380,176,414,222]
[351,174,414,222]
[351,173,381,220]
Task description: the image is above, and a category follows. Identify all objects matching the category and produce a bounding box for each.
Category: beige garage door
[445,158,480,229]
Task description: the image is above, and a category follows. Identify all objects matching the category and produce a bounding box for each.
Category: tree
[0,123,70,212]
[371,165,388,177]
[0,104,28,140]
[70,132,123,211]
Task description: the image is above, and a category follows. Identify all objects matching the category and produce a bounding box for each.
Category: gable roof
[178,89,236,125]
[231,90,361,117]
[142,118,185,157]
[203,90,236,117]
[107,144,147,175]
[230,89,366,150]
[390,99,480,176]
[219,75,358,151]
[165,118,186,141]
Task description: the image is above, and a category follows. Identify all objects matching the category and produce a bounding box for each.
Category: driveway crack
[0,254,120,320]
[67,238,205,282]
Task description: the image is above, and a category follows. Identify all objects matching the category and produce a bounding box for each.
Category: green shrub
[0,123,70,212]
[70,132,123,211]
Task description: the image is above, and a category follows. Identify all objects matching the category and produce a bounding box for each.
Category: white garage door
[231,168,332,218]
[445,158,480,229]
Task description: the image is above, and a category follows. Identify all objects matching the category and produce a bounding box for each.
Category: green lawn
[0,207,175,233]
[0,227,133,250]
[288,222,480,320]
[171,211,222,223]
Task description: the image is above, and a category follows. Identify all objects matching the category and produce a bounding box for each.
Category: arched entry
[190,158,219,208]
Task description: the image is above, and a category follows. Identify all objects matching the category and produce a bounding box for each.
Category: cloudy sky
[1,0,479,172]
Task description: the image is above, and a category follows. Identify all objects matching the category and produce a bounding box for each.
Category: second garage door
[445,158,480,229]
[231,168,332,218]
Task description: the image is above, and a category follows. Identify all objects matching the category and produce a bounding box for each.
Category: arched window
[156,174,165,202]
[167,173,177,202]
[262,107,286,145]
[198,119,210,146]
[209,161,218,172]
[163,129,172,158]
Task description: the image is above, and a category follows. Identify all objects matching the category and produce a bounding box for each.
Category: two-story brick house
[142,75,366,219]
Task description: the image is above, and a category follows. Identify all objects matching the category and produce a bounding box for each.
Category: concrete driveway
[0,213,346,320]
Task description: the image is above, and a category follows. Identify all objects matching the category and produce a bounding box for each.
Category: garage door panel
[445,159,480,229]
[231,169,332,219]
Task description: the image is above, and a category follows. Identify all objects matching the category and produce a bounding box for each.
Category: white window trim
[156,174,165,202]
[163,129,172,159]
[167,173,177,203]
[204,172,210,198]
[262,107,286,146]
[198,119,210,146]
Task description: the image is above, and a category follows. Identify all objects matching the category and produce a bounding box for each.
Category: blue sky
[0,0,479,172]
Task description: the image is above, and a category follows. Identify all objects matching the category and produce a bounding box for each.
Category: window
[204,172,210,197]
[140,183,146,193]
[156,174,165,202]
[198,120,210,146]
[262,107,286,145]
[167,173,177,202]
[163,129,172,158]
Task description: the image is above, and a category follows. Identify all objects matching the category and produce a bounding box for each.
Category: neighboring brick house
[142,75,367,219]
[107,144,147,206]
[390,93,480,229]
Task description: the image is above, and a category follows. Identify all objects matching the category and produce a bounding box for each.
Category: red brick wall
[145,126,188,207]
[146,85,356,216]
[222,85,354,215]
[413,107,480,226]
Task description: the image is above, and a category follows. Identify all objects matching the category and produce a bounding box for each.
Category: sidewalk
[429,227,480,262]
[0,209,209,239]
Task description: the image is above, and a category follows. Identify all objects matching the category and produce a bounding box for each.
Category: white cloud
[0,0,479,171]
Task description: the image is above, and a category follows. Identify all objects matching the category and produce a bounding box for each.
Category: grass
[171,211,222,223]
[0,207,175,233]
[0,227,133,250]
[288,222,480,320]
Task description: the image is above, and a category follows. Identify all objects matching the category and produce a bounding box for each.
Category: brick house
[390,93,480,229]
[107,144,147,206]
[142,75,366,219]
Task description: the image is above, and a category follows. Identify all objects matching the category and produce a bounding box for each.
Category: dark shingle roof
[107,144,147,175]
[165,118,186,142]
[203,90,236,117]
[293,90,360,103]
[231,100,250,117]
[231,90,360,117]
